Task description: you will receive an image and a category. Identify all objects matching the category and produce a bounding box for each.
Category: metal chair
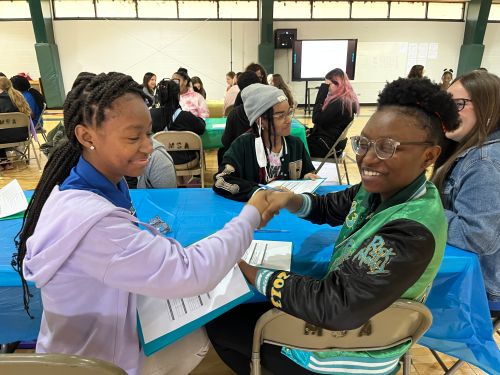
[251,299,433,375]
[0,112,41,171]
[311,121,355,185]
[34,102,48,142]
[154,131,205,188]
[0,353,126,375]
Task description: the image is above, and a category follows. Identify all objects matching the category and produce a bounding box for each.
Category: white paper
[266,178,325,194]
[211,123,226,129]
[0,179,28,218]
[137,266,250,344]
[312,161,340,185]
[242,240,292,271]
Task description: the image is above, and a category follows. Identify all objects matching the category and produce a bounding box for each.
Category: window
[390,2,426,19]
[489,3,500,21]
[178,0,217,18]
[219,1,258,19]
[95,0,137,18]
[312,1,350,19]
[0,0,31,19]
[351,1,388,19]
[137,0,177,18]
[427,2,464,20]
[274,1,311,19]
[54,0,96,18]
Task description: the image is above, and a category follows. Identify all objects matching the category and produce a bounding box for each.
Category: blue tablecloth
[1,187,499,374]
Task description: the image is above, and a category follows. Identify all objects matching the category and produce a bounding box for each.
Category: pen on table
[257,184,284,192]
[255,229,290,233]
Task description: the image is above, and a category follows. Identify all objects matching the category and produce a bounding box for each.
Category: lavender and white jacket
[23,186,260,374]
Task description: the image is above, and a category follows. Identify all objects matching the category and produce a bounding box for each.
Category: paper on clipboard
[266,178,325,194]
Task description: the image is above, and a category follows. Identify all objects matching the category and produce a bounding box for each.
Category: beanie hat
[241,83,288,126]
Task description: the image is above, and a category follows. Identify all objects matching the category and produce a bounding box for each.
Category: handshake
[246,189,304,228]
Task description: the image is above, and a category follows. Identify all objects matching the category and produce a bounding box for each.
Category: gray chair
[311,121,354,185]
[0,353,126,375]
[251,299,433,375]
[0,112,41,171]
[34,102,48,142]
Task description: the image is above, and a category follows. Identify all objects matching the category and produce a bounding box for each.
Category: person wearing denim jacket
[433,70,500,303]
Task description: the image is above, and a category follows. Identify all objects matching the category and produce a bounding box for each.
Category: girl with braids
[14,72,271,375]
[0,76,31,168]
[433,70,500,305]
[171,67,209,118]
[213,83,317,202]
[207,78,460,374]
[307,68,360,158]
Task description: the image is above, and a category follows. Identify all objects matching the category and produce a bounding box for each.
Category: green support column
[457,0,492,76]
[28,0,65,108]
[259,0,274,75]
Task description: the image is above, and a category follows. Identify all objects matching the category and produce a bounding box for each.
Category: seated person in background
[141,72,157,107]
[207,77,460,374]
[172,67,209,118]
[245,62,268,85]
[10,75,45,127]
[432,70,500,305]
[0,76,31,169]
[152,79,206,170]
[224,71,240,115]
[219,71,261,162]
[226,71,235,91]
[439,68,453,91]
[137,138,177,189]
[307,68,359,158]
[192,76,207,99]
[271,73,295,107]
[214,83,316,202]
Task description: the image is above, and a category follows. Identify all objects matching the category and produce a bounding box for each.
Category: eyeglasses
[272,108,295,121]
[453,98,472,112]
[351,135,434,160]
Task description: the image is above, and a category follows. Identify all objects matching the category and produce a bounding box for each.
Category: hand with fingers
[304,172,320,180]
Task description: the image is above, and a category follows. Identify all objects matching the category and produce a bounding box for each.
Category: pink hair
[322,71,360,116]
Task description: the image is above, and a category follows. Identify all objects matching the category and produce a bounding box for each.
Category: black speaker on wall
[274,29,297,49]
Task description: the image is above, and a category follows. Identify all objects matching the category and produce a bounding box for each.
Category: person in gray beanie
[213,83,317,201]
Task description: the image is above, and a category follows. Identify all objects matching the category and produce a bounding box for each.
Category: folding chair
[0,353,126,375]
[0,112,41,171]
[154,131,205,188]
[311,121,354,185]
[251,299,432,375]
[34,102,48,142]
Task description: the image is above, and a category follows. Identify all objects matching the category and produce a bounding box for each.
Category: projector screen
[292,39,358,81]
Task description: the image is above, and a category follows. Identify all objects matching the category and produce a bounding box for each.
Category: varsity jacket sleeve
[213,154,258,202]
[256,219,436,331]
[303,185,361,227]
[298,141,316,177]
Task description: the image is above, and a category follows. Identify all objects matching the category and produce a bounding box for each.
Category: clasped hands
[247,188,305,228]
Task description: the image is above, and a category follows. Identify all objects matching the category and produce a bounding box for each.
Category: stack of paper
[242,240,292,271]
[266,178,325,194]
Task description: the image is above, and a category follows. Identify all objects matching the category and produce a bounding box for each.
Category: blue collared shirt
[60,156,133,212]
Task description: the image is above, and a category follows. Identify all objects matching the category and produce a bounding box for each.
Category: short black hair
[377,77,460,146]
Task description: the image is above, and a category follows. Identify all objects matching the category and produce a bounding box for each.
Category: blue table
[1,187,499,374]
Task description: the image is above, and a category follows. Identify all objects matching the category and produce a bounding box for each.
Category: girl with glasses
[307,68,360,159]
[207,78,460,374]
[214,83,317,202]
[433,70,500,306]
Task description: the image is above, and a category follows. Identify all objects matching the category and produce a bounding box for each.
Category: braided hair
[13,72,148,315]
[377,77,460,151]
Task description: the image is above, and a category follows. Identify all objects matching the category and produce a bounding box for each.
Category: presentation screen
[292,39,358,81]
